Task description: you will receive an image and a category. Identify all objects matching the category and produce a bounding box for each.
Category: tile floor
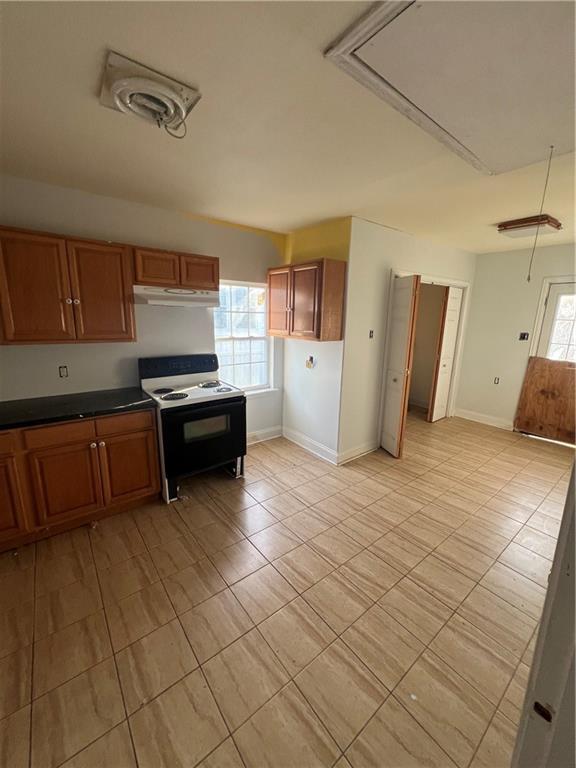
[0,414,572,768]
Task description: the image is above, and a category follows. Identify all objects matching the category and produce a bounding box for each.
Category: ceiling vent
[100,51,201,138]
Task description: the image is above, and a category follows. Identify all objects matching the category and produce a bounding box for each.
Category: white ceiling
[354,1,575,173]
[0,1,574,254]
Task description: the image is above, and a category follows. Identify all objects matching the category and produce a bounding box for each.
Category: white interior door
[536,282,576,360]
[429,286,463,422]
[381,275,420,457]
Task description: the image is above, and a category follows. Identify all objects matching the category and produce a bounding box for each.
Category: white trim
[529,274,576,356]
[324,1,490,174]
[337,441,380,465]
[387,269,471,422]
[282,427,338,464]
[454,408,514,431]
[247,426,282,445]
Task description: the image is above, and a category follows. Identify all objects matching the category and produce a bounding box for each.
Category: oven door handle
[162,399,244,420]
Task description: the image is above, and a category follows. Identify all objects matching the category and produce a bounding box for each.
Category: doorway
[381,274,466,457]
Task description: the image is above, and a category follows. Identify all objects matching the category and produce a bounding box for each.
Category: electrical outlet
[519,332,529,341]
[369,330,374,339]
[305,356,315,369]
[59,365,69,379]
[494,377,500,384]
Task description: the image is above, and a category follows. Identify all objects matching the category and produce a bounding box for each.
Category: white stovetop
[141,373,244,409]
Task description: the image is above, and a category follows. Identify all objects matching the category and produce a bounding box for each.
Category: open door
[381,275,420,457]
[428,286,463,422]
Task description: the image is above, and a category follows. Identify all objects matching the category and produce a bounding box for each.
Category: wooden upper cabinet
[180,254,219,290]
[268,267,291,337]
[134,247,219,290]
[0,230,76,342]
[0,456,29,543]
[67,240,135,341]
[267,259,346,341]
[290,263,321,338]
[134,248,180,286]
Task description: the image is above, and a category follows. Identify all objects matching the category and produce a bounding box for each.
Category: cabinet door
[98,430,159,506]
[0,230,76,342]
[180,254,219,290]
[134,248,180,286]
[67,240,135,341]
[290,263,321,338]
[0,456,29,543]
[267,267,291,337]
[29,442,104,526]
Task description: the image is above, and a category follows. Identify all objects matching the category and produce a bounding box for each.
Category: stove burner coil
[153,387,174,395]
[198,381,220,388]
[216,387,232,393]
[161,392,189,401]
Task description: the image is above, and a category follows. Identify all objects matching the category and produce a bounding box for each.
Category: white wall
[409,283,446,408]
[338,217,476,460]
[456,242,575,429]
[282,340,343,462]
[0,175,283,436]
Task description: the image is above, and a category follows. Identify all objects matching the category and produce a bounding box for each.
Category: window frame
[213,279,272,392]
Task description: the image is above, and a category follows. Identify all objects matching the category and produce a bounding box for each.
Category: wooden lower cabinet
[28,441,104,527]
[98,430,159,506]
[0,410,160,552]
[0,455,28,543]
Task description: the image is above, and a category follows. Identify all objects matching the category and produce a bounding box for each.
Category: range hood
[133,285,219,307]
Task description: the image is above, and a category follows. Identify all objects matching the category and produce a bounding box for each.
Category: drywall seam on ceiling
[325,0,490,174]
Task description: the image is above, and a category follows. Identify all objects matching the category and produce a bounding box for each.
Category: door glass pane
[551,320,572,344]
[567,345,576,362]
[548,344,567,360]
[557,294,576,319]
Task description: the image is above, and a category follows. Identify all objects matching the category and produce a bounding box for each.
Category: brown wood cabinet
[134,247,219,291]
[67,240,135,341]
[0,230,76,342]
[0,229,136,344]
[0,409,160,552]
[0,455,28,544]
[267,259,346,341]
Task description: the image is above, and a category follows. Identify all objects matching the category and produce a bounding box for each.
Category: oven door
[161,396,246,478]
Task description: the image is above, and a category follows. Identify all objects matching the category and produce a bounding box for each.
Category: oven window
[183,415,229,442]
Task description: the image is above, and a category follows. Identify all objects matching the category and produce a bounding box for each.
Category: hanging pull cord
[527,145,555,283]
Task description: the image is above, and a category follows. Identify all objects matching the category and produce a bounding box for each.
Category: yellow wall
[285,217,352,264]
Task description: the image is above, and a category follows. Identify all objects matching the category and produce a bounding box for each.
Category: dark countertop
[0,387,155,430]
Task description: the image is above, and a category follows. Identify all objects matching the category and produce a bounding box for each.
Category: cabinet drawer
[24,419,96,450]
[0,431,16,455]
[96,410,154,436]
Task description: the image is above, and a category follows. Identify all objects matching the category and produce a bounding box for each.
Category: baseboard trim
[282,427,338,464]
[337,441,380,464]
[247,426,283,445]
[454,408,514,431]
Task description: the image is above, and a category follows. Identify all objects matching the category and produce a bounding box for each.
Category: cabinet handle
[73,299,81,305]
[64,298,73,304]
[89,442,97,449]
[98,441,106,447]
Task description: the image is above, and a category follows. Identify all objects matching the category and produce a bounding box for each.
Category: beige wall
[456,242,576,428]
[0,175,283,437]
[409,283,446,408]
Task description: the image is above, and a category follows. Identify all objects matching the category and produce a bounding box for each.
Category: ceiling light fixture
[497,214,562,238]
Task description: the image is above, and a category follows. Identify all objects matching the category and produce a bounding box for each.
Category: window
[547,293,576,361]
[214,282,270,390]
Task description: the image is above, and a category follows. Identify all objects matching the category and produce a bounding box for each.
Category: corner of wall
[286,217,352,264]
